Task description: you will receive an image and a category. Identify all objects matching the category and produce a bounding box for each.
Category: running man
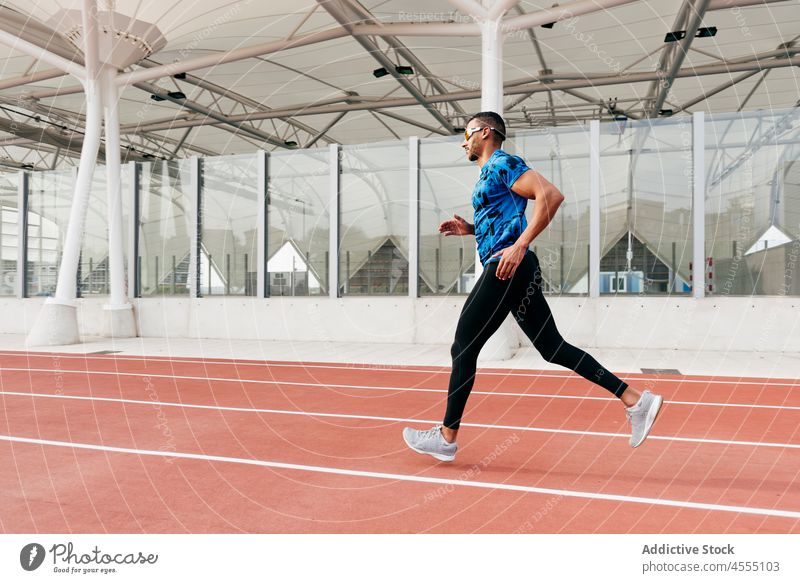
[403,111,663,462]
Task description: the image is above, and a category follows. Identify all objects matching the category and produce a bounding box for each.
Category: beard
[468,151,478,162]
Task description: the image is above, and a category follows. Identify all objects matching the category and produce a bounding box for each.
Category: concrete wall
[2,295,799,353]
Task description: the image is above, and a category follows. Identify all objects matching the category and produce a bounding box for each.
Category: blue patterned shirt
[472,149,531,266]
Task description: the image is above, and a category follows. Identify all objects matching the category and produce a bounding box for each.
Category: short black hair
[467,111,506,142]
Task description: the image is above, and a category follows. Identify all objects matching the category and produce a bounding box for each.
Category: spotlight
[659,109,674,116]
[541,22,555,29]
[173,72,186,79]
[167,91,186,100]
[664,30,686,43]
[284,140,298,148]
[695,26,717,38]
[395,65,414,75]
[373,67,389,78]
[150,94,165,101]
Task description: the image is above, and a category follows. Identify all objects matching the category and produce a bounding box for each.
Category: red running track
[0,351,799,534]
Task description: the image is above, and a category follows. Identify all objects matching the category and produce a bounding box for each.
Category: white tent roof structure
[1,0,798,171]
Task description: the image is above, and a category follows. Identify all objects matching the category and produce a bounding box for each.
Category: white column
[188,157,200,298]
[329,143,340,299]
[52,85,102,304]
[408,136,420,298]
[16,170,27,299]
[589,119,600,298]
[257,150,268,298]
[480,20,504,115]
[692,111,705,299]
[126,161,137,301]
[101,67,127,307]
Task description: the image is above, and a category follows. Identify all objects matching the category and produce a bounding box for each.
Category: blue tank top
[472,149,531,266]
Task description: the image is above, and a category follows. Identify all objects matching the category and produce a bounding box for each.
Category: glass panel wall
[26,169,74,296]
[77,166,110,296]
[201,154,259,296]
[419,136,477,295]
[340,141,409,295]
[268,148,330,296]
[11,108,800,300]
[138,160,193,296]
[0,172,18,296]
[705,108,800,296]
[516,126,591,293]
[599,117,694,295]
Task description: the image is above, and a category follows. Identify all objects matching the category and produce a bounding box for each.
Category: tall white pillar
[692,111,705,299]
[476,13,517,360]
[27,0,102,346]
[480,20,504,115]
[100,66,136,337]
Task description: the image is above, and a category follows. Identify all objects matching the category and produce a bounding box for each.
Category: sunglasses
[464,125,505,141]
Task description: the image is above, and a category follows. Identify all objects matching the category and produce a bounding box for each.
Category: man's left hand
[491,243,528,280]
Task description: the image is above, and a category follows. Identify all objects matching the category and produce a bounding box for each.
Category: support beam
[128,56,800,130]
[676,70,760,112]
[490,0,639,33]
[0,68,66,91]
[447,0,488,19]
[317,0,456,133]
[305,112,347,148]
[488,0,522,21]
[134,82,291,149]
[0,30,85,80]
[375,110,450,136]
[117,27,349,87]
[650,0,713,117]
[559,88,642,119]
[139,58,340,148]
[341,1,469,120]
[707,0,792,9]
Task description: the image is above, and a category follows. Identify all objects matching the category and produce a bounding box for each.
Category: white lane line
[1,433,799,520]
[1,367,799,410]
[2,390,799,450]
[2,351,798,387]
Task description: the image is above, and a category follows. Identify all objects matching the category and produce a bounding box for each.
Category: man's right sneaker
[626,390,663,448]
[402,425,458,462]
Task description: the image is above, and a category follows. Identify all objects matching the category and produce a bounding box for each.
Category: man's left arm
[492,170,565,280]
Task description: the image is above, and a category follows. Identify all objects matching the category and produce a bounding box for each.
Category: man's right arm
[439,214,474,236]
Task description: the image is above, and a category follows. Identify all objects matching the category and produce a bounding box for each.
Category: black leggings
[443,252,628,429]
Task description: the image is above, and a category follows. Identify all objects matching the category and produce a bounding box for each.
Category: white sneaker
[402,425,458,462]
[626,391,663,447]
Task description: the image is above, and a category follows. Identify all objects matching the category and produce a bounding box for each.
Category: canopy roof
[0,0,797,170]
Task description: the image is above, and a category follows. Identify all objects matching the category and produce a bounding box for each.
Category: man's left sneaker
[626,390,663,448]
[402,425,458,462]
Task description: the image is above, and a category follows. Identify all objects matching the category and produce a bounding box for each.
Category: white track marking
[2,390,798,450]
[1,367,799,410]
[2,351,798,387]
[1,433,798,520]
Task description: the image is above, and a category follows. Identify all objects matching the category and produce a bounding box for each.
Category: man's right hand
[438,214,474,236]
